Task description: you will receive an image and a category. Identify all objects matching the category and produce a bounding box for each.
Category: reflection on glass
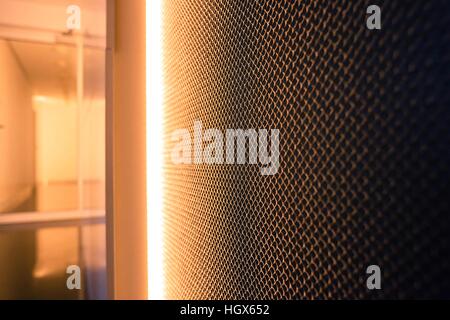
[0,224,105,299]
[0,0,106,299]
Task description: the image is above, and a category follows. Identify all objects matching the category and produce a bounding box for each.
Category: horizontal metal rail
[0,210,105,230]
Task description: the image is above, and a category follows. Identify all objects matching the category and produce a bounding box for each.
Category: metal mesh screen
[163,0,450,299]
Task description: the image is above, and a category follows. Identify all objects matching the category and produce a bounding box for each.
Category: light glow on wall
[146,0,164,300]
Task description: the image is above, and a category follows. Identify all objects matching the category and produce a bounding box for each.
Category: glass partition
[0,0,106,299]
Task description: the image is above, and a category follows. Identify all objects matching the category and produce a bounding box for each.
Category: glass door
[0,0,106,299]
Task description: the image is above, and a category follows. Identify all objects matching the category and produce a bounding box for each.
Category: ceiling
[1,0,106,101]
[10,39,105,101]
[0,0,107,41]
[15,0,105,11]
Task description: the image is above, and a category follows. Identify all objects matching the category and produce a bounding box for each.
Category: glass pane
[0,0,106,299]
[0,223,105,299]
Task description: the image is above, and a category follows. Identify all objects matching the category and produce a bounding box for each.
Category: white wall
[34,99,106,182]
[0,39,34,212]
[34,97,105,211]
[34,98,77,184]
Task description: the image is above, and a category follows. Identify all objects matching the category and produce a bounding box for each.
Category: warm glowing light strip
[146,0,164,299]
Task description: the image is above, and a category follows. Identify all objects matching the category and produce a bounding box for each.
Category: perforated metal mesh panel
[163,0,450,299]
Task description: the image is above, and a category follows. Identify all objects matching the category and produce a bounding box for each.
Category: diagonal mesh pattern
[163,0,450,299]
